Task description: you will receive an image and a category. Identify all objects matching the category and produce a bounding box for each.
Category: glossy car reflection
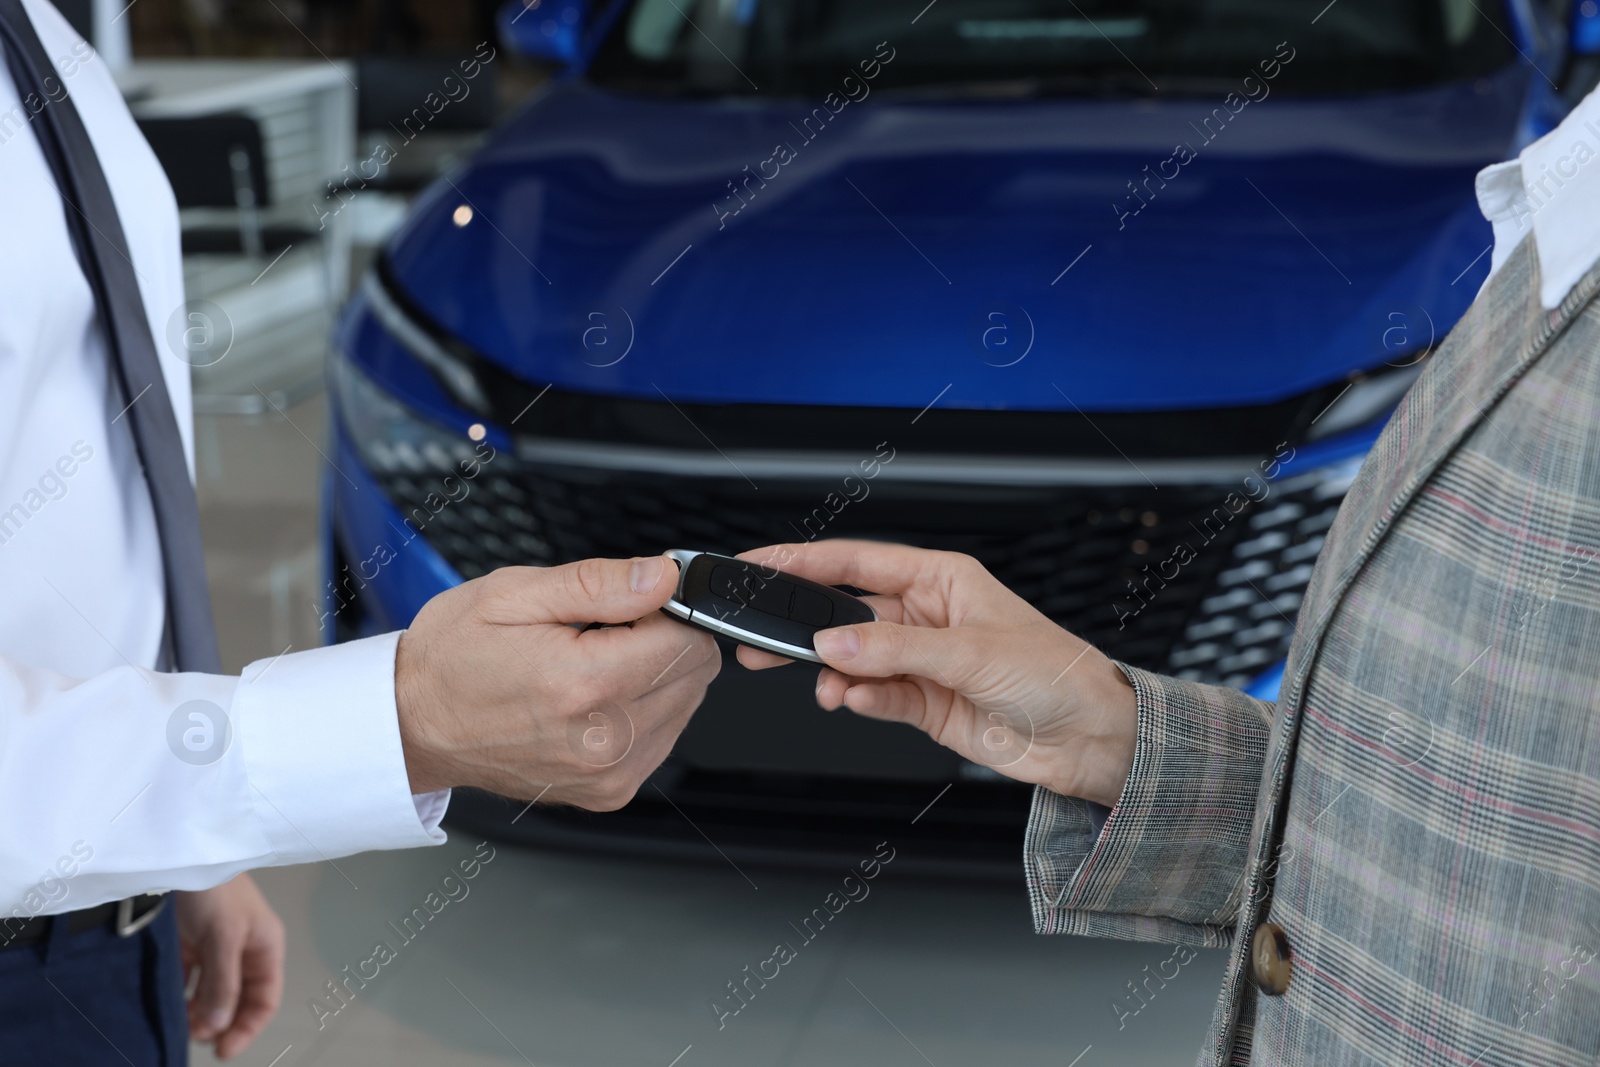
[325,0,1580,871]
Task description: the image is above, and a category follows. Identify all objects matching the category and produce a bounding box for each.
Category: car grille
[371,448,1353,687]
[341,267,1365,865]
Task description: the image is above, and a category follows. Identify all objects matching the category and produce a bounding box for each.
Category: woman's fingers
[839,678,938,724]
[815,667,940,725]
[737,540,950,598]
[815,667,851,709]
[736,645,792,670]
[807,664,939,726]
[859,593,904,624]
[812,618,992,693]
[733,596,904,673]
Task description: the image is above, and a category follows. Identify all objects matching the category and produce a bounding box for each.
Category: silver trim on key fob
[661,549,874,663]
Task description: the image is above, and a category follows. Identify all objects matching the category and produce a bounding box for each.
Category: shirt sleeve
[1023,662,1274,949]
[0,631,448,916]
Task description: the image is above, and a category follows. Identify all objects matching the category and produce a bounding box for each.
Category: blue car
[326,0,1594,870]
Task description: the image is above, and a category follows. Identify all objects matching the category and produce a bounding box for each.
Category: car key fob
[661,549,877,663]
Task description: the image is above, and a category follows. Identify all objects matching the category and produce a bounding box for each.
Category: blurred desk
[116,58,352,115]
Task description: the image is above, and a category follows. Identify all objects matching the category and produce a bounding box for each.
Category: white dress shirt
[0,0,444,919]
[1477,84,1600,308]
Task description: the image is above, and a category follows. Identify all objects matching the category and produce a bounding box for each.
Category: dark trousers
[0,902,188,1065]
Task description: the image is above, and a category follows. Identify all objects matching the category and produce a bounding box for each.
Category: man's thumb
[509,555,676,625]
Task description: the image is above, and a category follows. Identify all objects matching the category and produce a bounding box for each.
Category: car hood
[384,70,1526,412]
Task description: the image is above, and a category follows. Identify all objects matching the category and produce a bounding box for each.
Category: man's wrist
[395,629,456,794]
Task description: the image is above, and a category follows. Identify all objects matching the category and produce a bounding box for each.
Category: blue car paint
[385,68,1529,412]
[327,429,461,636]
[330,0,1575,707]
[1578,3,1600,55]
[326,272,1392,668]
[1245,661,1286,701]
[337,295,482,437]
[496,0,585,64]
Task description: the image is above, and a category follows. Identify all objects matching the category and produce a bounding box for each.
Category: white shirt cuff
[234,632,449,863]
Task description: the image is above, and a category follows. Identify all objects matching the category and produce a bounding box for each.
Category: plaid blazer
[1024,235,1600,1067]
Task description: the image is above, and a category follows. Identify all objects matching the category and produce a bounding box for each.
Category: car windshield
[586,0,1518,97]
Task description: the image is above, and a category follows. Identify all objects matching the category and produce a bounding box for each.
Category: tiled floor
[192,391,1227,1067]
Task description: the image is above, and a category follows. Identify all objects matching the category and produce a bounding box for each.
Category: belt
[0,893,168,949]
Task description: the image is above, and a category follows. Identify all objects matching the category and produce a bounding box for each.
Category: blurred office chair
[136,114,311,258]
[136,113,334,420]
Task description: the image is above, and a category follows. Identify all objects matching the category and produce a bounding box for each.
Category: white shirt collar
[1477,84,1600,309]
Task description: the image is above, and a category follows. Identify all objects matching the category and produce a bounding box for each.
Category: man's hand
[176,874,285,1060]
[736,541,1137,808]
[396,555,720,808]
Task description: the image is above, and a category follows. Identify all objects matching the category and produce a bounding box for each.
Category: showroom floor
[192,391,1227,1067]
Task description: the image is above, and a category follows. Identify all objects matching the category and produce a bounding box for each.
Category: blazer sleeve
[1024,663,1275,948]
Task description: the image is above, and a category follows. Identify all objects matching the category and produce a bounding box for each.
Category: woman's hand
[736,540,1138,808]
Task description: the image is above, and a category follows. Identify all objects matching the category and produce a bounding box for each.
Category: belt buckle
[115,893,167,938]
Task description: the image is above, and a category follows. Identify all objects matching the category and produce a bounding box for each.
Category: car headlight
[359,270,489,414]
[329,343,484,477]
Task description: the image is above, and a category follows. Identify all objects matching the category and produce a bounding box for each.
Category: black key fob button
[788,586,833,628]
[710,564,794,617]
[667,551,875,662]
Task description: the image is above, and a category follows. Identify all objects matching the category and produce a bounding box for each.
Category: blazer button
[1250,922,1293,996]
